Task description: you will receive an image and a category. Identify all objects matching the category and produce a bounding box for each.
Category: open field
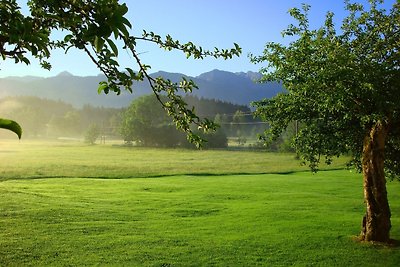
[0,139,348,180]
[0,139,399,266]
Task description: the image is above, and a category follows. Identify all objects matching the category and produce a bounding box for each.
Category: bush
[182,129,228,149]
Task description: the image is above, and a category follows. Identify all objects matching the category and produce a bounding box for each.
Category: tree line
[0,95,271,148]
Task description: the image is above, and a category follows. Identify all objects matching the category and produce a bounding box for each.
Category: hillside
[0,70,283,108]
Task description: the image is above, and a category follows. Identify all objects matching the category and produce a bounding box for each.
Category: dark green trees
[252,1,399,243]
[120,95,229,148]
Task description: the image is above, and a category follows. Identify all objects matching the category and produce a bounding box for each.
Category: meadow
[0,139,399,266]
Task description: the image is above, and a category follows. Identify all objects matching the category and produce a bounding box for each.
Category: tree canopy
[251,0,399,243]
[0,0,241,146]
[120,95,184,147]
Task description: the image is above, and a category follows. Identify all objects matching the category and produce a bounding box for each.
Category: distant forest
[0,96,267,145]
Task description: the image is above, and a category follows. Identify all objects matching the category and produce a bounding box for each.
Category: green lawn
[0,140,399,266]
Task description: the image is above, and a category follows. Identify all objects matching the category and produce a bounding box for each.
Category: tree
[84,123,100,145]
[251,0,399,243]
[120,95,186,147]
[0,0,241,146]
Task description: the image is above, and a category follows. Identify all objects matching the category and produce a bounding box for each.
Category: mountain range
[0,69,283,108]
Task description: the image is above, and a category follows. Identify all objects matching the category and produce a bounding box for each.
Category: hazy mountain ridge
[0,69,282,108]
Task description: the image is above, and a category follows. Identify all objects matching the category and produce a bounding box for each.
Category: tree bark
[360,121,391,243]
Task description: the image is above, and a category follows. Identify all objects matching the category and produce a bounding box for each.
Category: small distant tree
[251,1,399,243]
[84,123,100,145]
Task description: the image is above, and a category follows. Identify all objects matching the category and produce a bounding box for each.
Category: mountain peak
[56,71,74,77]
[197,69,235,81]
[235,71,262,81]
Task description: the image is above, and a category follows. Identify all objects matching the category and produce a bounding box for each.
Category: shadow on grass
[0,167,350,182]
[388,239,400,248]
[352,236,400,248]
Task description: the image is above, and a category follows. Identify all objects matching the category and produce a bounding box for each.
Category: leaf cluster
[141,31,241,60]
[0,0,51,68]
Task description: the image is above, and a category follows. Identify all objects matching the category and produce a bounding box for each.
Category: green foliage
[266,121,299,153]
[0,118,22,139]
[1,0,241,147]
[251,1,400,175]
[84,123,100,145]
[0,0,50,67]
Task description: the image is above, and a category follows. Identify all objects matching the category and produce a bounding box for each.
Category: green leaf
[121,17,132,29]
[117,3,129,16]
[94,36,105,52]
[97,82,109,94]
[0,118,22,139]
[64,34,73,42]
[21,57,30,65]
[106,39,118,57]
[113,28,119,39]
[117,23,129,38]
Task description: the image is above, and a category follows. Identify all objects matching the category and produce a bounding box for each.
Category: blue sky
[0,0,396,78]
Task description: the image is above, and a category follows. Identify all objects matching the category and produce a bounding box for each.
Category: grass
[0,139,348,180]
[0,139,399,266]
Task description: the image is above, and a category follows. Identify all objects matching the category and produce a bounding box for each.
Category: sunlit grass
[0,171,399,266]
[0,139,399,266]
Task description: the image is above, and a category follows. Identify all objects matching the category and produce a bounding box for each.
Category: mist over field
[0,70,285,149]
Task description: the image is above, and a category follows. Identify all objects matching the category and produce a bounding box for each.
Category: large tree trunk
[360,121,391,243]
